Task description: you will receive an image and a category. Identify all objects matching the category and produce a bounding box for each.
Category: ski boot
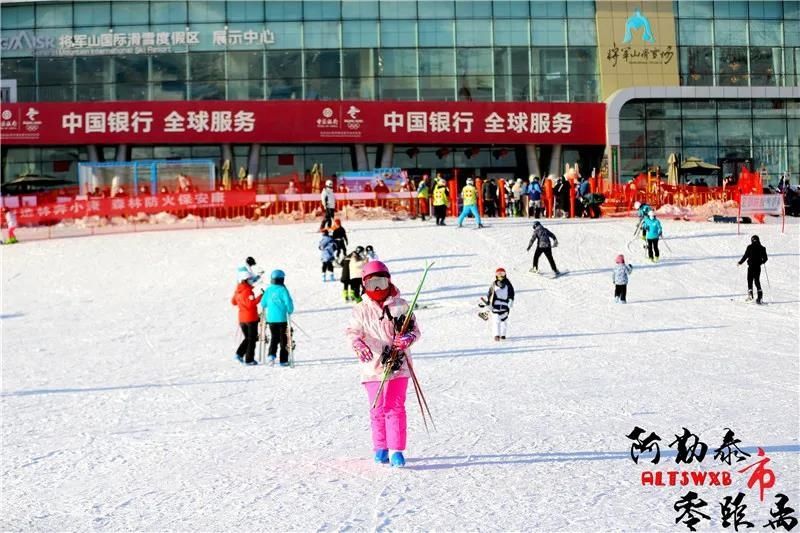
[478,223,484,228]
[529,267,538,273]
[342,289,351,302]
[268,354,276,366]
[494,336,500,341]
[322,273,327,282]
[328,273,336,282]
[390,451,405,468]
[746,290,754,302]
[235,354,244,364]
[374,449,390,464]
[500,336,506,340]
[245,360,259,366]
[279,362,290,367]
[615,296,620,303]
[756,291,763,304]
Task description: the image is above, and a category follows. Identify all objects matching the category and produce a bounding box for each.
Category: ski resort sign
[738,194,785,234]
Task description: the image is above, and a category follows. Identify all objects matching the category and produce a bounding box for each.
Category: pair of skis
[371,261,436,433]
[256,313,297,368]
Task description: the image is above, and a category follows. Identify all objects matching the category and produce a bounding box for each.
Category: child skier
[737,235,768,303]
[346,260,421,468]
[526,221,561,275]
[319,229,337,281]
[231,269,263,365]
[260,269,295,366]
[236,256,262,285]
[484,268,515,341]
[348,246,368,302]
[331,218,348,263]
[633,201,653,240]
[641,211,663,262]
[3,209,18,244]
[365,244,379,261]
[612,254,634,303]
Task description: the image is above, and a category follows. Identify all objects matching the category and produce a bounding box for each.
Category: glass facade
[619,99,799,184]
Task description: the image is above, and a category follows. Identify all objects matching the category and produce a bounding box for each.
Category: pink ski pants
[363,377,408,451]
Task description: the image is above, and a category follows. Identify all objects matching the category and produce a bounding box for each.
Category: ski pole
[372,261,434,409]
[661,238,674,254]
[290,318,311,339]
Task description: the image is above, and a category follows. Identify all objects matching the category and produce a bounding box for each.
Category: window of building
[188,1,225,23]
[304,21,340,49]
[532,20,566,47]
[419,76,455,101]
[678,1,713,18]
[493,19,529,47]
[419,49,456,76]
[530,1,566,18]
[1,5,35,29]
[379,49,418,76]
[457,48,494,101]
[267,50,301,99]
[74,2,111,27]
[76,56,113,84]
[749,47,782,85]
[268,22,303,49]
[111,2,148,25]
[492,1,528,18]
[37,3,73,28]
[1,58,36,85]
[717,47,749,85]
[419,2,455,19]
[567,1,595,18]
[456,20,492,47]
[381,20,417,47]
[379,77,417,100]
[226,1,264,22]
[750,20,782,46]
[567,19,596,46]
[38,57,73,85]
[303,1,341,19]
[568,47,597,101]
[379,1,417,19]
[680,47,714,86]
[341,1,379,19]
[114,55,148,83]
[419,20,454,47]
[189,52,224,81]
[265,1,302,20]
[678,20,713,46]
[748,1,782,19]
[714,20,749,46]
[343,48,378,99]
[682,119,718,147]
[714,1,748,18]
[227,51,263,79]
[455,1,492,18]
[39,85,73,102]
[343,21,379,48]
[305,49,341,80]
[150,2,187,24]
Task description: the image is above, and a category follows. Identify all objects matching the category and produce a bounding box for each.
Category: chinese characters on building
[61,110,256,135]
[383,111,573,135]
[606,43,675,67]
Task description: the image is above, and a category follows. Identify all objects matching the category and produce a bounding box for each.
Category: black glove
[380,345,405,372]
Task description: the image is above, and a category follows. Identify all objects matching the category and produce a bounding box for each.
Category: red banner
[9,190,256,225]
[0,100,606,146]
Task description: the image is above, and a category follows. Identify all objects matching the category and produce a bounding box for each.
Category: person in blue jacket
[634,201,652,240]
[641,210,663,262]
[527,177,543,218]
[319,229,337,282]
[260,269,295,366]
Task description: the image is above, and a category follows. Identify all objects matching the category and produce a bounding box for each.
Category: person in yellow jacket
[457,178,484,228]
[432,176,449,226]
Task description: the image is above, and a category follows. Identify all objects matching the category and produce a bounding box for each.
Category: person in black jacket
[737,235,768,303]
[526,221,560,275]
[481,267,515,341]
[482,179,497,217]
[331,218,348,263]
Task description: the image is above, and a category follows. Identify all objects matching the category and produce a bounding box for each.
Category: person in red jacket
[231,271,263,365]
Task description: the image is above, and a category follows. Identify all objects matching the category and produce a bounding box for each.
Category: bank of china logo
[623,9,655,44]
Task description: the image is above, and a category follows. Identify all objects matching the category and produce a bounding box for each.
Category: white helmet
[466,178,474,186]
[648,210,656,219]
[634,201,641,209]
[325,179,333,188]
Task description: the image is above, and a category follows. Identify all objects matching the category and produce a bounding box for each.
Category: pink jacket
[346,286,421,383]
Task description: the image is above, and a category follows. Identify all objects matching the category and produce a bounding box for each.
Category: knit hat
[616,254,625,264]
[495,267,506,277]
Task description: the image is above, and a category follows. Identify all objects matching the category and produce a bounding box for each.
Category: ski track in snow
[2,217,799,531]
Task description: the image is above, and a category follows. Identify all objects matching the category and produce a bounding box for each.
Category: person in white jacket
[320,179,336,230]
[345,260,421,468]
[3,209,18,244]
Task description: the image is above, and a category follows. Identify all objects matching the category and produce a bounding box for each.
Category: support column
[87,145,100,162]
[222,143,234,168]
[525,144,541,178]
[246,143,261,179]
[354,143,369,170]
[379,143,394,168]
[548,144,563,177]
[115,144,128,162]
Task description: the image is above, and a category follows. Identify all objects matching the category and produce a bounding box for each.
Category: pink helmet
[362,260,390,279]
[616,254,625,264]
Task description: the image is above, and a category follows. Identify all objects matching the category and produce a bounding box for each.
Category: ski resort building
[1,0,798,187]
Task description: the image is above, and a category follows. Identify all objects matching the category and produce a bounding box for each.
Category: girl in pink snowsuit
[346,260,421,468]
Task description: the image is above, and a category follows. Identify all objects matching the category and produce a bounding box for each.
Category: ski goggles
[363,275,390,291]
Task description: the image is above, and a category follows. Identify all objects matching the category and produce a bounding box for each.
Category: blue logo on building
[623,9,656,44]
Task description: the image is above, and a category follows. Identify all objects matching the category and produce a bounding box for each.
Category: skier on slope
[3,209,19,244]
[235,256,262,286]
[319,229,338,282]
[331,218,348,264]
[320,179,336,230]
[737,235,768,304]
[346,260,421,468]
[612,254,634,303]
[526,221,561,275]
[365,244,379,261]
[457,178,483,228]
[483,268,515,341]
[633,201,653,240]
[231,269,263,365]
[641,211,663,263]
[348,246,368,302]
[260,269,295,366]
[432,176,449,226]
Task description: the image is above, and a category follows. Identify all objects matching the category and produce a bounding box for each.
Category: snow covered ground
[2,215,799,531]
